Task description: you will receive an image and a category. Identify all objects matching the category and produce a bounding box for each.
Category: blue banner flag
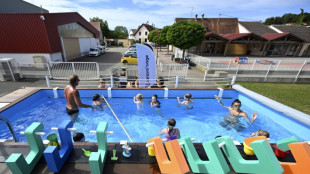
[136,44,156,88]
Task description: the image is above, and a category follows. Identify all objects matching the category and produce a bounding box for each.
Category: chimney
[195,14,198,21]
[201,14,205,26]
[201,14,204,20]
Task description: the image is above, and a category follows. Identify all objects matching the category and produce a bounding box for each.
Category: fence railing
[46,75,233,89]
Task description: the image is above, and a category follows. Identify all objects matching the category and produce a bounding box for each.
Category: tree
[159,26,170,54]
[166,20,205,58]
[89,17,110,38]
[114,26,128,39]
[148,30,159,44]
[296,8,305,25]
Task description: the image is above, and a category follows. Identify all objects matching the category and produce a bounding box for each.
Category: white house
[133,23,158,43]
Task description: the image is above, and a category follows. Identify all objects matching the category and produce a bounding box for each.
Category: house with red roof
[0,12,100,66]
[173,15,308,57]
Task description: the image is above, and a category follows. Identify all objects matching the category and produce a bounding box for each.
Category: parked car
[121,53,137,64]
[129,44,136,50]
[97,45,106,54]
[124,50,137,55]
[89,48,100,57]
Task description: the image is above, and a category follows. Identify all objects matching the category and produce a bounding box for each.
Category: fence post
[47,62,52,78]
[175,76,179,88]
[251,60,256,70]
[72,63,76,75]
[168,64,172,78]
[96,63,100,78]
[264,64,272,82]
[235,64,240,77]
[16,61,23,78]
[110,75,114,88]
[45,76,50,88]
[227,60,232,71]
[184,64,189,80]
[231,76,236,86]
[275,60,281,71]
[294,60,307,83]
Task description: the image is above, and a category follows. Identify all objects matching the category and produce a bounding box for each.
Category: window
[139,32,141,36]
[145,31,148,35]
[145,38,147,42]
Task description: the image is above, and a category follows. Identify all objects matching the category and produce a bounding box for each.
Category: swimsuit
[66,108,79,115]
[152,101,160,108]
[222,111,246,131]
[94,103,105,110]
[165,128,179,141]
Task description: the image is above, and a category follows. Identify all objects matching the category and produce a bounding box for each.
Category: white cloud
[23,0,310,30]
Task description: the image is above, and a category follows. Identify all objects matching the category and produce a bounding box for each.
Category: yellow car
[121,53,137,64]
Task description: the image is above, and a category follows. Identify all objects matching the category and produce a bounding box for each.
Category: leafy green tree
[114,26,128,39]
[148,30,159,43]
[159,26,170,53]
[89,17,110,38]
[166,20,205,58]
[296,8,305,25]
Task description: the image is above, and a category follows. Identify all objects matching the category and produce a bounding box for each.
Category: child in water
[133,94,144,110]
[93,94,106,110]
[160,118,180,141]
[151,94,160,108]
[177,93,194,109]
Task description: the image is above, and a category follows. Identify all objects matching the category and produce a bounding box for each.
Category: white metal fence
[49,62,99,79]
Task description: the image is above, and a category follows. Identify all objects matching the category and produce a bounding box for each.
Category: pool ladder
[0,115,19,142]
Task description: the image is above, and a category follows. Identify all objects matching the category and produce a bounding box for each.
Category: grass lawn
[235,82,310,115]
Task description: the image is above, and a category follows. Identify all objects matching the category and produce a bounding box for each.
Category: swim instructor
[64,75,94,121]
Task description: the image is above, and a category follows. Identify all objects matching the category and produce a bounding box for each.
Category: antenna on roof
[191,7,194,18]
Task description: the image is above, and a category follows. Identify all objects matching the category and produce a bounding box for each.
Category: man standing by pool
[65,75,94,121]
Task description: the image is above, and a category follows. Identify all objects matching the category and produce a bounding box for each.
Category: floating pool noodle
[178,136,229,174]
[89,122,108,174]
[216,136,283,174]
[5,122,45,174]
[43,120,73,172]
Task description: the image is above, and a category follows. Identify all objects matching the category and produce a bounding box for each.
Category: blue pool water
[1,89,309,143]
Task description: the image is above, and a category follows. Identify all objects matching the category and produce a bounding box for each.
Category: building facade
[0,13,100,66]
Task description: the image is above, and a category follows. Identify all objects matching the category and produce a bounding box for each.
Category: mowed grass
[234,83,310,114]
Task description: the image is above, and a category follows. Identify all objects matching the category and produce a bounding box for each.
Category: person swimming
[215,95,257,131]
[177,93,194,109]
[92,94,106,110]
[151,94,160,108]
[133,93,144,110]
[160,118,180,141]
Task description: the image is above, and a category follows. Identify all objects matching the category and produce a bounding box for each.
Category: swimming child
[177,93,194,109]
[73,132,85,142]
[215,95,257,131]
[250,129,270,138]
[133,94,144,110]
[93,94,106,110]
[151,94,161,108]
[160,118,180,141]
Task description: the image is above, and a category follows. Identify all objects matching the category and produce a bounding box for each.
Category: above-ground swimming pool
[1,88,310,143]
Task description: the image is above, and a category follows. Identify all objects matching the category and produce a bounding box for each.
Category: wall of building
[0,53,55,66]
[79,38,99,56]
[227,44,247,55]
[50,52,62,62]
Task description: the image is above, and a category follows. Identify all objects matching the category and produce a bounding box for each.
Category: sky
[24,0,310,30]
